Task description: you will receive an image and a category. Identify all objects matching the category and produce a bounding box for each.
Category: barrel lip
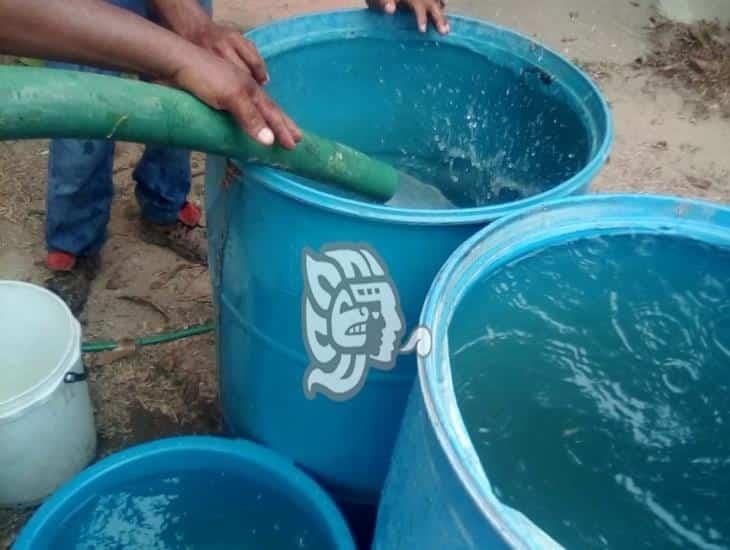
[417,194,730,548]
[14,435,356,550]
[0,280,79,419]
[241,10,613,225]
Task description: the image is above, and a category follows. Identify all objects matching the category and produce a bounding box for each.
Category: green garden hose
[82,322,214,353]
[0,66,398,200]
[0,66,397,354]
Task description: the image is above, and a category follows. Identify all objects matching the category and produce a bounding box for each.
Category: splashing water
[385,171,456,209]
[266,37,593,211]
[376,153,542,210]
[450,234,730,549]
[298,153,544,210]
[53,471,330,549]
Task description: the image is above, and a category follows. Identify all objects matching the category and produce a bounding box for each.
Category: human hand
[194,22,270,86]
[148,0,269,84]
[367,0,449,35]
[173,52,301,149]
[0,0,299,148]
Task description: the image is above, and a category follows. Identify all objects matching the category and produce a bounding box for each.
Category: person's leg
[44,61,120,315]
[134,0,212,264]
[134,147,194,226]
[135,0,212,224]
[45,0,150,314]
[46,122,115,261]
[134,140,208,265]
[46,0,151,260]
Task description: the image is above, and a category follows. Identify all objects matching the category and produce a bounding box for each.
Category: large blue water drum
[14,437,355,549]
[206,10,612,503]
[375,195,730,549]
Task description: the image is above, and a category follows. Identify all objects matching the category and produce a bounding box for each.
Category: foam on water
[53,470,330,549]
[450,234,730,549]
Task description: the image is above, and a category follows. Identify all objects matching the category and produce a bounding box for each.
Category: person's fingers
[231,36,269,85]
[367,0,397,14]
[150,77,174,87]
[226,89,275,146]
[428,3,450,34]
[217,43,251,73]
[411,2,429,32]
[282,111,302,143]
[253,89,297,149]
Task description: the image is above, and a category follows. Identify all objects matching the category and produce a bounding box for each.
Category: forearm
[0,0,208,81]
[147,0,211,43]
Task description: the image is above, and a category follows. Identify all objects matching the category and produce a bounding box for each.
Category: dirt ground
[1,0,729,546]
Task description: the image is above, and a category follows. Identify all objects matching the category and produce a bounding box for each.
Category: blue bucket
[206,9,612,503]
[13,437,355,549]
[375,195,730,548]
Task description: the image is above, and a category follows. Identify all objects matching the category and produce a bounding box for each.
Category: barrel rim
[417,194,730,548]
[13,435,356,550]
[239,9,613,225]
[0,280,80,419]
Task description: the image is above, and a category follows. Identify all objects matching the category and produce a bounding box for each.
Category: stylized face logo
[302,244,407,401]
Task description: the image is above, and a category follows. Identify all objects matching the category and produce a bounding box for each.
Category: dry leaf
[96,338,137,366]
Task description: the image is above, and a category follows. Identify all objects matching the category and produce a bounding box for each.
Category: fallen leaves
[646,18,730,117]
[686,174,714,190]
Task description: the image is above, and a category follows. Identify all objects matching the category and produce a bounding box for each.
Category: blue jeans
[46,0,212,256]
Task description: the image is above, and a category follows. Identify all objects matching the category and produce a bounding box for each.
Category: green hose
[82,322,214,353]
[0,66,398,200]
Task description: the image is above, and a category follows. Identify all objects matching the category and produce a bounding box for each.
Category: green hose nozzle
[0,66,398,200]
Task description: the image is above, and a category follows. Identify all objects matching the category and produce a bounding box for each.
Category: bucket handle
[64,364,89,384]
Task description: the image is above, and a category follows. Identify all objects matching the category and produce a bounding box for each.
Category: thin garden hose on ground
[81,322,214,353]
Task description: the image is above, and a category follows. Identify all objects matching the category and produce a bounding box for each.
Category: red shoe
[178,201,201,228]
[46,251,77,272]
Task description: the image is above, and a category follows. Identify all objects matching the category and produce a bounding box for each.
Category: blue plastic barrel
[375,195,730,549]
[13,437,355,550]
[206,10,612,503]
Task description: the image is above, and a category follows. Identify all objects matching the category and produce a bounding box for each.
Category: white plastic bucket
[0,281,96,507]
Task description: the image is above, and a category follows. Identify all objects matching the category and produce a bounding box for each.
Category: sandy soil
[0,143,220,547]
[1,0,729,546]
